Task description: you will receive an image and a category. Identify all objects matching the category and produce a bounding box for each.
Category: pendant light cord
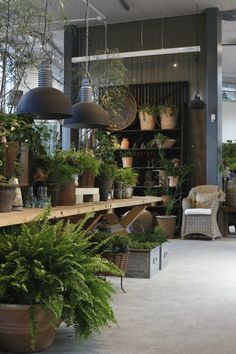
[196,4,200,95]
[85,0,90,77]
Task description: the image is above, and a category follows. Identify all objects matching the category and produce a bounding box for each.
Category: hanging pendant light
[64,0,108,129]
[17,61,73,120]
[190,5,205,110]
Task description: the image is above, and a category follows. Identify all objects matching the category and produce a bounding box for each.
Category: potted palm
[0,208,120,353]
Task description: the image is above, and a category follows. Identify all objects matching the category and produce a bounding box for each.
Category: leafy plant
[147,133,168,148]
[119,149,134,157]
[115,168,139,187]
[95,131,119,164]
[138,104,157,115]
[159,150,192,178]
[89,231,130,255]
[60,148,100,176]
[156,101,178,116]
[220,140,236,172]
[97,162,118,180]
[128,226,167,250]
[0,207,120,349]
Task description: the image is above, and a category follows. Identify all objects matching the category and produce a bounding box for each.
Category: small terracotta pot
[122,157,133,168]
[168,176,179,187]
[120,138,129,149]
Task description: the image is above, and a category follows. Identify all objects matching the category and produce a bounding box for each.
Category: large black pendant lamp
[190,5,205,110]
[64,0,108,129]
[17,61,72,120]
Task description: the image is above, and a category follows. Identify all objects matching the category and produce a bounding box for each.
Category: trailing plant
[0,207,120,349]
[147,133,169,148]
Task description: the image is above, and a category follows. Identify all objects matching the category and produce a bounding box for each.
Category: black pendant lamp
[17,61,72,120]
[190,5,205,110]
[64,0,108,130]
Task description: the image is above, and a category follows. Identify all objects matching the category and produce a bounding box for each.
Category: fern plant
[0,207,121,349]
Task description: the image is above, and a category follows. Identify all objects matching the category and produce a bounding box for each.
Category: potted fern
[0,208,120,352]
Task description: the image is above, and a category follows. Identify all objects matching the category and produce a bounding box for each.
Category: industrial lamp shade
[17,87,73,120]
[64,101,108,129]
[190,94,205,110]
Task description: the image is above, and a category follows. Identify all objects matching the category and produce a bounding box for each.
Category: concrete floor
[3,237,236,354]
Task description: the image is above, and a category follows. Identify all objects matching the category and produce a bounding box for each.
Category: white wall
[222,101,236,142]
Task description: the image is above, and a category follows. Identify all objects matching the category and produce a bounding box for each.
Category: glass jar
[24,186,37,208]
[36,186,50,208]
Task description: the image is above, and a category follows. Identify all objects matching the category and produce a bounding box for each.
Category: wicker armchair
[181,185,225,240]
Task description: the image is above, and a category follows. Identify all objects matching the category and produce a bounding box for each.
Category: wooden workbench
[0,196,162,229]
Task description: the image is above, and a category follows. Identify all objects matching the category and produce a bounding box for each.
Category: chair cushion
[194,191,219,208]
[185,208,211,215]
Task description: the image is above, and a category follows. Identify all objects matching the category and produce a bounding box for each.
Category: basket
[103,252,129,273]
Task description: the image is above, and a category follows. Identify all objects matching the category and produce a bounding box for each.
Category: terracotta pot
[0,184,16,212]
[122,156,133,168]
[0,304,58,353]
[160,108,177,129]
[58,181,76,206]
[161,194,171,206]
[139,111,156,130]
[120,138,129,149]
[156,215,176,238]
[78,170,95,188]
[168,176,179,187]
[5,142,29,186]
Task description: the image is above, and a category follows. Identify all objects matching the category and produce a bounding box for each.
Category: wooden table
[0,196,162,229]
[218,205,236,237]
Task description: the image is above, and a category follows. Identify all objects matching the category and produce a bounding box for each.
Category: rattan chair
[181,185,225,240]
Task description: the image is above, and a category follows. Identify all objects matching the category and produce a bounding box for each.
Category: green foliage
[128,226,167,250]
[97,162,117,180]
[95,131,118,164]
[115,168,139,187]
[0,207,120,348]
[89,231,130,255]
[138,104,157,115]
[159,150,192,178]
[147,133,168,148]
[221,140,236,171]
[119,149,134,158]
[156,102,178,116]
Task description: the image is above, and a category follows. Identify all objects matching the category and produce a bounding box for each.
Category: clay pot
[120,138,129,149]
[58,181,76,206]
[161,194,171,206]
[122,157,133,168]
[168,176,179,187]
[156,215,177,238]
[160,108,177,129]
[0,304,58,353]
[139,111,156,130]
[78,170,95,188]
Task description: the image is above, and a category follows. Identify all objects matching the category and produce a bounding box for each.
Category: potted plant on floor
[127,226,168,278]
[157,102,178,129]
[0,207,120,353]
[138,104,157,130]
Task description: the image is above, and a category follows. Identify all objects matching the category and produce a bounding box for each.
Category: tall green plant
[0,207,120,349]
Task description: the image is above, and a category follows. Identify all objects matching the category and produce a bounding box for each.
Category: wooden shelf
[113,128,182,133]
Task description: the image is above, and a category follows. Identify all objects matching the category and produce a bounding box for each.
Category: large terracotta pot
[58,181,76,206]
[160,108,177,129]
[0,304,58,353]
[139,111,156,130]
[5,142,29,186]
[0,184,16,212]
[78,170,95,188]
[156,215,177,239]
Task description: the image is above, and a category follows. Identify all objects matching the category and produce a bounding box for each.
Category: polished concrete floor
[3,237,236,354]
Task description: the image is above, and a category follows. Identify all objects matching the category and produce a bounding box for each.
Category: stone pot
[0,184,16,212]
[139,111,156,130]
[96,178,113,201]
[0,304,58,353]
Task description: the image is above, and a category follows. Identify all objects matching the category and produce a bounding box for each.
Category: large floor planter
[0,184,16,212]
[160,242,169,270]
[0,304,58,353]
[96,178,113,201]
[126,246,161,278]
[156,215,177,238]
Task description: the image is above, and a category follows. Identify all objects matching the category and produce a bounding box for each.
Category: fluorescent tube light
[72,46,200,63]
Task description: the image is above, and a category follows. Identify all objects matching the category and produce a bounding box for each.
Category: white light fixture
[72,46,201,63]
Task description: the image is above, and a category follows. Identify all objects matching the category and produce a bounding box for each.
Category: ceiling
[49,0,236,83]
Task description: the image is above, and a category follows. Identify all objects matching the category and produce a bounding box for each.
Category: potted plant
[120,168,139,198]
[120,149,134,168]
[126,226,168,278]
[138,104,157,130]
[157,102,178,129]
[76,149,101,187]
[0,208,120,353]
[147,133,176,149]
[96,163,117,201]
